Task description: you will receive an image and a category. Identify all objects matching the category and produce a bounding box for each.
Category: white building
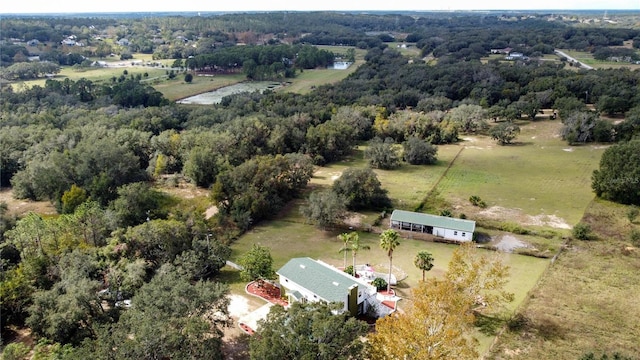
[277,257,396,317]
[390,209,475,242]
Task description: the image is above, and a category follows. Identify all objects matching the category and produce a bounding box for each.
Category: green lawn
[281,61,363,95]
[229,206,549,355]
[311,144,462,210]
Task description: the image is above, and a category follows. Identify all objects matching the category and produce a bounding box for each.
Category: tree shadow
[475,313,505,336]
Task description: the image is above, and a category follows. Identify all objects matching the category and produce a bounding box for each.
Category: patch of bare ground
[0,188,56,217]
[478,206,571,230]
[156,176,209,199]
[493,234,532,253]
[222,295,254,360]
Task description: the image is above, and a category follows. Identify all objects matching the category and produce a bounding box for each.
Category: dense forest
[1,10,640,359]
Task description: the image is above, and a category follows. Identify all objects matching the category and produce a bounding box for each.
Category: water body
[177,81,283,105]
[329,61,353,70]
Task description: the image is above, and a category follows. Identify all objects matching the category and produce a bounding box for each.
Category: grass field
[487,199,640,359]
[11,65,169,90]
[228,200,549,354]
[280,61,363,94]
[154,73,246,101]
[310,145,462,210]
[559,49,640,69]
[436,120,604,229]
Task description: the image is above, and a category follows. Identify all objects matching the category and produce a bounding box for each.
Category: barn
[389,209,475,242]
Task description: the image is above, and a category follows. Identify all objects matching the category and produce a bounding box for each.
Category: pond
[177,81,283,105]
[329,61,353,70]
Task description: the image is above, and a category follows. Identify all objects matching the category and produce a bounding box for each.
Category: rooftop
[390,209,476,233]
[277,257,370,303]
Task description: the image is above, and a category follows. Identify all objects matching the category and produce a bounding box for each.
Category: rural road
[554,49,594,70]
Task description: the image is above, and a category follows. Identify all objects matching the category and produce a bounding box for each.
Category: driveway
[554,49,594,70]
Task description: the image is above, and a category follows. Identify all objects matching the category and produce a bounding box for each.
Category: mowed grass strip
[435,120,604,227]
[488,199,640,359]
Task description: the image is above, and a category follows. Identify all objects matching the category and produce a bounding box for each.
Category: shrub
[371,277,387,291]
[184,73,193,83]
[344,265,355,276]
[439,209,452,217]
[573,222,593,240]
[627,206,639,223]
[469,195,487,208]
[630,229,640,246]
[2,342,30,360]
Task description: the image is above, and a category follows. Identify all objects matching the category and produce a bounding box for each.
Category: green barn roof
[277,257,360,303]
[390,209,476,233]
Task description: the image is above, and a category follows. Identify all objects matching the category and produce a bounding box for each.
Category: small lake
[177,81,283,105]
[329,61,353,70]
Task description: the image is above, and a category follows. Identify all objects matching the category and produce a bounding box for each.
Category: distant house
[390,209,475,242]
[61,38,76,46]
[491,47,513,55]
[277,257,397,316]
[505,52,526,61]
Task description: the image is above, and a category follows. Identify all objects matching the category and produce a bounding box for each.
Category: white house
[277,257,388,316]
[390,209,475,242]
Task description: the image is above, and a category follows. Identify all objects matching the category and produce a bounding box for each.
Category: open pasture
[155,73,246,101]
[488,199,640,359]
[435,120,605,229]
[279,61,363,94]
[559,49,640,69]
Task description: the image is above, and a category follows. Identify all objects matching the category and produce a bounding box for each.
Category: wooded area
[1,10,640,360]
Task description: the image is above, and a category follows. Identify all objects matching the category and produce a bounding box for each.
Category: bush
[2,342,30,360]
[371,277,387,291]
[439,209,452,217]
[344,265,355,276]
[573,222,593,240]
[630,229,640,246]
[627,206,639,223]
[184,73,193,83]
[469,195,487,208]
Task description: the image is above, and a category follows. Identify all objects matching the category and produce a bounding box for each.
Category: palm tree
[338,232,351,269]
[414,250,435,282]
[379,229,400,293]
[349,233,370,275]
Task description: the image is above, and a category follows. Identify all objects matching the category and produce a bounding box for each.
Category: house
[491,47,513,55]
[505,52,525,61]
[277,257,393,316]
[61,38,77,46]
[390,209,475,242]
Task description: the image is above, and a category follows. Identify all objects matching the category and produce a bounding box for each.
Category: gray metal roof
[390,209,476,233]
[277,258,359,303]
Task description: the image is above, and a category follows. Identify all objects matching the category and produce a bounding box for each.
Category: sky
[1,0,638,14]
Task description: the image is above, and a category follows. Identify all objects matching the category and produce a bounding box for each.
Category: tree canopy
[250,302,368,360]
[369,244,513,359]
[592,139,640,205]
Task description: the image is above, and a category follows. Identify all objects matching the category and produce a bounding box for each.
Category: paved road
[554,50,594,70]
